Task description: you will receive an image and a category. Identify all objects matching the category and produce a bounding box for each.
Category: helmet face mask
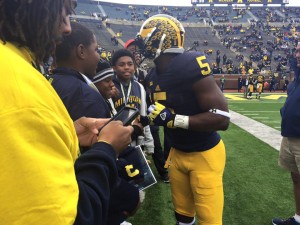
[136,14,185,60]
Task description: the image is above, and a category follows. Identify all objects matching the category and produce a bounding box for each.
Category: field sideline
[129,92,293,225]
[227,92,286,151]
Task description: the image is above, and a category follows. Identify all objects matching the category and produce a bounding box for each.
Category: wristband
[174,115,189,129]
[209,109,231,119]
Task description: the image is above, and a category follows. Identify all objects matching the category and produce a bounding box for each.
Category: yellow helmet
[135,14,185,60]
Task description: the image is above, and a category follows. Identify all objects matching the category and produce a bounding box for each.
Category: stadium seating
[72,1,299,90]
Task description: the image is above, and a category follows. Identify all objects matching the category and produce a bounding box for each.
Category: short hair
[55,21,94,64]
[111,49,134,66]
[0,0,73,63]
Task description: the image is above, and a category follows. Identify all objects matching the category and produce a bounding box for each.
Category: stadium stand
[70,0,299,90]
[75,1,102,16]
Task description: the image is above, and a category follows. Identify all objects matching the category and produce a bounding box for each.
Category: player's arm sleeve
[74,142,118,225]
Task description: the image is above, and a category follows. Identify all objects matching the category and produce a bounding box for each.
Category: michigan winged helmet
[136,14,185,60]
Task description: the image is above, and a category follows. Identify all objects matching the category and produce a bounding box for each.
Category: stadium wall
[213,74,286,91]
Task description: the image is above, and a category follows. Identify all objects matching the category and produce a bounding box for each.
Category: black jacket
[50,67,110,120]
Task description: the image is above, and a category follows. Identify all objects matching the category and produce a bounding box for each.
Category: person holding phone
[0,1,133,225]
[50,22,142,225]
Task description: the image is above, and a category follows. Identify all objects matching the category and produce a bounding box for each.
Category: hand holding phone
[98,121,134,155]
[99,106,140,132]
[111,106,139,126]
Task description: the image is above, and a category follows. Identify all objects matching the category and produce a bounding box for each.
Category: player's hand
[147,102,176,128]
[98,121,134,155]
[139,115,151,127]
[131,119,144,138]
[74,117,110,147]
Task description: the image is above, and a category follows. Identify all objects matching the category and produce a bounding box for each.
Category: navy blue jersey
[145,51,220,152]
[248,75,254,85]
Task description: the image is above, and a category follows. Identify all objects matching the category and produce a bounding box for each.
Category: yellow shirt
[248,68,254,75]
[0,42,79,224]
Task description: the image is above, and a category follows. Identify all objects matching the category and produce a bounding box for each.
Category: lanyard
[80,73,99,93]
[120,81,132,105]
[106,98,117,117]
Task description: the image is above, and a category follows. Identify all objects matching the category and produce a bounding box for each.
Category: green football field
[225,92,286,131]
[129,93,293,225]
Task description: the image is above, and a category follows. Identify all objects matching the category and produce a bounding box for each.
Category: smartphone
[99,106,140,132]
[111,106,139,126]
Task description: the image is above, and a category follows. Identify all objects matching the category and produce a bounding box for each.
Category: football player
[137,14,230,225]
[256,72,265,99]
[247,74,254,99]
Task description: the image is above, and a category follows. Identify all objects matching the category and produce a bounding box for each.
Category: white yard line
[262,120,280,124]
[238,111,278,113]
[230,102,284,104]
[230,110,282,151]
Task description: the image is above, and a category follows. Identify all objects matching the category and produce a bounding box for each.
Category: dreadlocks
[0,0,72,64]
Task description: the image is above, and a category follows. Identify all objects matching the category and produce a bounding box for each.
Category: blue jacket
[50,67,110,120]
[281,64,300,137]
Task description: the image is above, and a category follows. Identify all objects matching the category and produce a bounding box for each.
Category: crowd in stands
[252,8,284,22]
[73,1,300,91]
[99,2,210,22]
[210,16,299,78]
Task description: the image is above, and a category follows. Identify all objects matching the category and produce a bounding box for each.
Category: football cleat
[120,221,132,225]
[176,222,195,225]
[161,173,170,183]
[272,217,300,225]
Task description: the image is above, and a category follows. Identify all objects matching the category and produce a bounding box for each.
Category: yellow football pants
[167,140,226,225]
